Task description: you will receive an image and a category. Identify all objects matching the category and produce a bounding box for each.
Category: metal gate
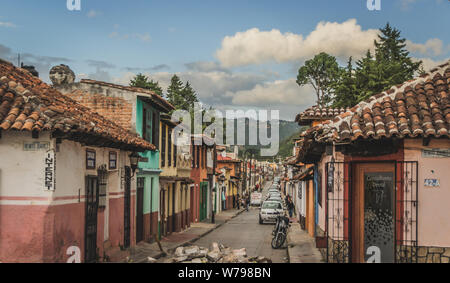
[325,162,351,263]
[395,161,418,263]
[85,176,99,263]
[124,166,131,248]
[325,161,418,263]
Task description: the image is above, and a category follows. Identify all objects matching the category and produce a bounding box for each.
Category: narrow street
[191,181,288,263]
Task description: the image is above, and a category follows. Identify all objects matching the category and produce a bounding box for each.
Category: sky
[0,0,449,120]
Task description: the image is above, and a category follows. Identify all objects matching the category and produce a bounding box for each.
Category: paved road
[192,181,288,263]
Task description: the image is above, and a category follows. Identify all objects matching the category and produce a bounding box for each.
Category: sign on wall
[422,148,450,158]
[24,141,50,151]
[424,179,440,188]
[45,149,56,191]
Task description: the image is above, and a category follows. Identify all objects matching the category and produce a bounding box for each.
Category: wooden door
[352,163,395,263]
[136,179,144,243]
[85,176,99,263]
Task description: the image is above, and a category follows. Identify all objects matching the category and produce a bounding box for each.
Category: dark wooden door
[124,166,131,248]
[160,188,166,237]
[85,176,99,263]
[136,177,145,243]
[172,183,176,232]
[352,163,395,263]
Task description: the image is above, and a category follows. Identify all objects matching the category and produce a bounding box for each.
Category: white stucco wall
[0,132,52,202]
[404,138,450,247]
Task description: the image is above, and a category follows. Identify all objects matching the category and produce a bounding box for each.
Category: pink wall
[404,138,450,247]
[0,203,84,263]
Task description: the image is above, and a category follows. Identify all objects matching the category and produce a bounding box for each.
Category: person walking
[287,197,294,218]
[246,194,250,211]
[236,193,240,209]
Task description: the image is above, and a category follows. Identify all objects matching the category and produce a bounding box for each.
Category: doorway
[85,176,99,263]
[136,177,144,243]
[352,163,395,263]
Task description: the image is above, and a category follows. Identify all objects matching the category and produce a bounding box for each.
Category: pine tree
[354,23,422,101]
[166,75,185,108]
[181,81,199,110]
[129,73,163,96]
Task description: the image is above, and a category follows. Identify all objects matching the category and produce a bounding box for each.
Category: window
[142,108,147,141]
[98,169,108,208]
[196,146,200,168]
[161,123,166,167]
[86,149,96,170]
[152,111,159,149]
[168,126,172,167]
[109,151,117,170]
[191,145,195,168]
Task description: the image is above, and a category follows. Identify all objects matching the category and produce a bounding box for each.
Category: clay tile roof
[299,60,450,151]
[79,79,175,112]
[0,59,155,152]
[295,105,349,125]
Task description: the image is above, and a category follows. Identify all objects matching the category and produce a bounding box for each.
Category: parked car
[259,201,284,224]
[250,192,263,206]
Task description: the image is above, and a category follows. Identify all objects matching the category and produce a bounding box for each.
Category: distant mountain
[222,119,302,160]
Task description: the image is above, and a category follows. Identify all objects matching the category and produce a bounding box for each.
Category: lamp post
[129,152,140,177]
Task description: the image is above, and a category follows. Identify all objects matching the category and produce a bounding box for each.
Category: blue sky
[0,0,449,120]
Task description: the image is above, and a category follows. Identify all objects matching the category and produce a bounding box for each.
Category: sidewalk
[286,222,323,263]
[117,208,245,263]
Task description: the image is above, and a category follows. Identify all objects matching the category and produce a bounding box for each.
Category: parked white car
[259,201,284,224]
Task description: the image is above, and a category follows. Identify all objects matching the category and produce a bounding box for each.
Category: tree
[166,75,199,111]
[332,57,359,108]
[180,81,199,110]
[129,73,163,96]
[296,52,342,107]
[166,75,185,109]
[354,23,422,101]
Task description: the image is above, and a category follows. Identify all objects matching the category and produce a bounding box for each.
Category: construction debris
[160,242,272,263]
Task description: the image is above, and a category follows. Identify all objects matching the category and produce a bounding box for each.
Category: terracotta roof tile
[0,59,155,152]
[297,60,450,162]
[295,105,350,125]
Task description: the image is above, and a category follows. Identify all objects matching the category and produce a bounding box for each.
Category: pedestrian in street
[237,193,240,209]
[246,194,250,211]
[287,197,294,218]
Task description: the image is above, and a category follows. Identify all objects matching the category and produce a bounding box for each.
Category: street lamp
[129,152,140,177]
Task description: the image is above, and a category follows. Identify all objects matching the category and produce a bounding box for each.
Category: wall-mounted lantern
[129,152,140,177]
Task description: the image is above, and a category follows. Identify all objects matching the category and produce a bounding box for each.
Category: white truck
[250,192,263,206]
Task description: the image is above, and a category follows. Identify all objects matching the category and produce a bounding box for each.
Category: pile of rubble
[160,242,272,263]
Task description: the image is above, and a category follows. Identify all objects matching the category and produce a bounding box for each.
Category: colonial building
[297,61,450,263]
[284,106,347,236]
[54,67,175,242]
[159,114,193,236]
[217,153,242,210]
[0,59,155,262]
[190,135,215,223]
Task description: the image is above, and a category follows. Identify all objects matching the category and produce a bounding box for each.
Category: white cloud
[413,57,449,72]
[227,79,315,107]
[0,21,16,28]
[406,38,447,56]
[216,19,380,67]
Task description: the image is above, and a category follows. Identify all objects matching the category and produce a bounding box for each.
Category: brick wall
[65,90,133,131]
